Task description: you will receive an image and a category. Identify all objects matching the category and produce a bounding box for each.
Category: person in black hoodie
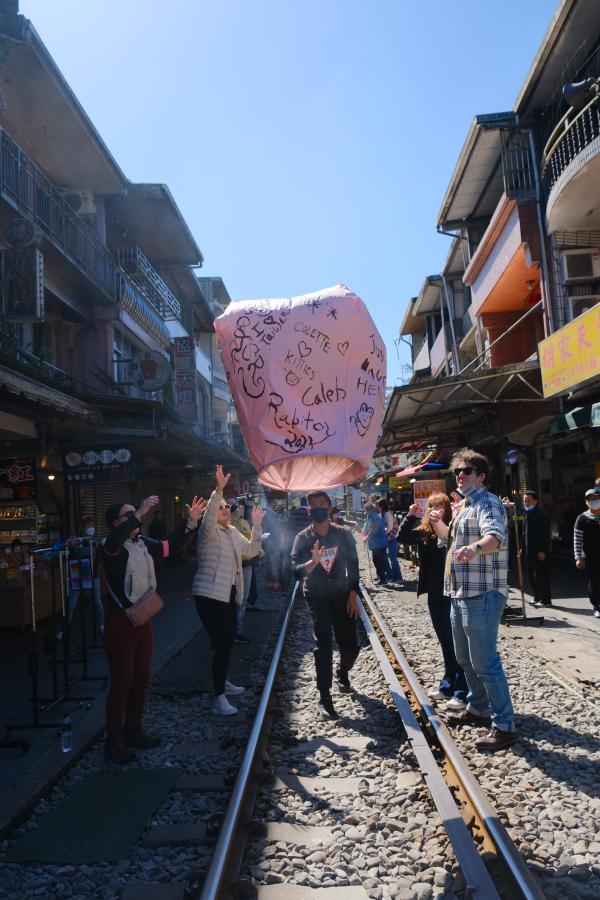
[398,493,467,709]
[522,490,552,608]
[101,493,206,763]
[291,490,360,720]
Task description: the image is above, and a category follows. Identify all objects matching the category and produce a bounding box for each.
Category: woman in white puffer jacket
[193,465,264,715]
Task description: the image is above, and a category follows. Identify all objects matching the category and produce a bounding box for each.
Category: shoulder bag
[104,543,164,627]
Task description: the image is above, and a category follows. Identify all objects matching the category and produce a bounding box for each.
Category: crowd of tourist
[95,448,598,763]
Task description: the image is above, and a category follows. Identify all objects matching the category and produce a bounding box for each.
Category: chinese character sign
[538,303,600,397]
[214,284,387,491]
[0,457,37,499]
[173,337,198,419]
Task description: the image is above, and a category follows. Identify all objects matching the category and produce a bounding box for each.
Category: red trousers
[103,608,153,740]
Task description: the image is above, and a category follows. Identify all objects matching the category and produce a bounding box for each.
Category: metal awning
[378,360,544,455]
[549,403,600,434]
[0,364,97,420]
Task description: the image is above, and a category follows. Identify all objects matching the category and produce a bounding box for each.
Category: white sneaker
[225,680,245,695]
[594,609,600,619]
[212,694,238,716]
[429,688,448,701]
[446,696,467,710]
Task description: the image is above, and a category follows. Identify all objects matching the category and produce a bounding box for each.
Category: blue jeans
[450,591,515,732]
[386,538,401,581]
[428,592,467,701]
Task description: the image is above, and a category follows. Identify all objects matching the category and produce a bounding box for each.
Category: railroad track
[199,582,546,900]
[0,580,549,899]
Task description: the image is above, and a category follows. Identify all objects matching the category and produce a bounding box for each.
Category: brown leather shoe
[475,728,518,751]
[446,709,491,727]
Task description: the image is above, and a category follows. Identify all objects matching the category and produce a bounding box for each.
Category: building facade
[381,0,600,553]
[0,2,250,550]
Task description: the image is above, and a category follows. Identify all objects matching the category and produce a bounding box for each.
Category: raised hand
[215,464,231,493]
[188,496,207,522]
[251,505,265,527]
[138,495,159,517]
[428,508,442,524]
[408,503,421,517]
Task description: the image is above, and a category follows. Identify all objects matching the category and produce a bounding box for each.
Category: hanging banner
[413,479,446,516]
[173,336,198,419]
[215,284,386,491]
[0,457,37,500]
[1,248,45,323]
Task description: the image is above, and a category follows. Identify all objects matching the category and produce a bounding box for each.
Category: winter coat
[192,490,261,604]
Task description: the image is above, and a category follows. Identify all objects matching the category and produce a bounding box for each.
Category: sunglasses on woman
[453,466,476,477]
[220,504,231,510]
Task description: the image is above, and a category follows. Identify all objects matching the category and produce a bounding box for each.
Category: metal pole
[513,513,527,619]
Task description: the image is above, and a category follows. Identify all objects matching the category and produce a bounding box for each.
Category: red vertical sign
[173,337,198,420]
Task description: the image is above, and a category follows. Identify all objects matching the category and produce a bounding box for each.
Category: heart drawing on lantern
[337,341,349,356]
[298,341,312,358]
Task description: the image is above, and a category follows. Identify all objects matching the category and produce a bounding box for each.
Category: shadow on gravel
[504,616,577,629]
[338,690,409,752]
[511,713,600,797]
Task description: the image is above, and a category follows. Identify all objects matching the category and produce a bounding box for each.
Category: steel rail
[200,582,299,900]
[357,592,500,899]
[360,583,546,900]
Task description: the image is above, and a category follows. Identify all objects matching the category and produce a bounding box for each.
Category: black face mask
[309,508,329,524]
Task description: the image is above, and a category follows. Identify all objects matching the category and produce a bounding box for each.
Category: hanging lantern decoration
[214,284,386,491]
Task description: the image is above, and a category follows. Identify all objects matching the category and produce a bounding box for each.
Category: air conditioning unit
[561,248,600,283]
[570,294,600,320]
[60,190,97,217]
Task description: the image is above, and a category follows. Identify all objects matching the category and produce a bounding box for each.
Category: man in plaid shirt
[430,448,517,751]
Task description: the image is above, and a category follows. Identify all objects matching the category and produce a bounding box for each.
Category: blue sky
[21,0,558,387]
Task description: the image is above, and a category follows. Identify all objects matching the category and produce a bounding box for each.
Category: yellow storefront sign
[539,303,600,398]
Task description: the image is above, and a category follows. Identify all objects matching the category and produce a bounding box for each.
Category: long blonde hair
[416,492,452,542]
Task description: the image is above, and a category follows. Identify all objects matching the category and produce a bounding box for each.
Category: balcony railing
[542,92,600,197]
[117,246,181,321]
[0,324,76,392]
[0,129,116,301]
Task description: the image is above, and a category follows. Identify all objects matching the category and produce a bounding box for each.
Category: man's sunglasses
[453,466,476,477]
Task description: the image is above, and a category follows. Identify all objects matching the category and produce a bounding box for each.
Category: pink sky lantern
[214,284,386,492]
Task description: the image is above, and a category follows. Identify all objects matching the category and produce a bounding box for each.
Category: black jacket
[291,523,359,599]
[523,506,551,557]
[397,514,446,597]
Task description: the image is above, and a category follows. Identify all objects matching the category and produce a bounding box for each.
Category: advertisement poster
[413,479,446,516]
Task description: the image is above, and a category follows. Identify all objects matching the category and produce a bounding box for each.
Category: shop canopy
[378,360,544,456]
[0,364,97,421]
[394,460,446,477]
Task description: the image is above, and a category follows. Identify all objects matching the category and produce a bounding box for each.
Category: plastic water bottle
[60,715,73,753]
